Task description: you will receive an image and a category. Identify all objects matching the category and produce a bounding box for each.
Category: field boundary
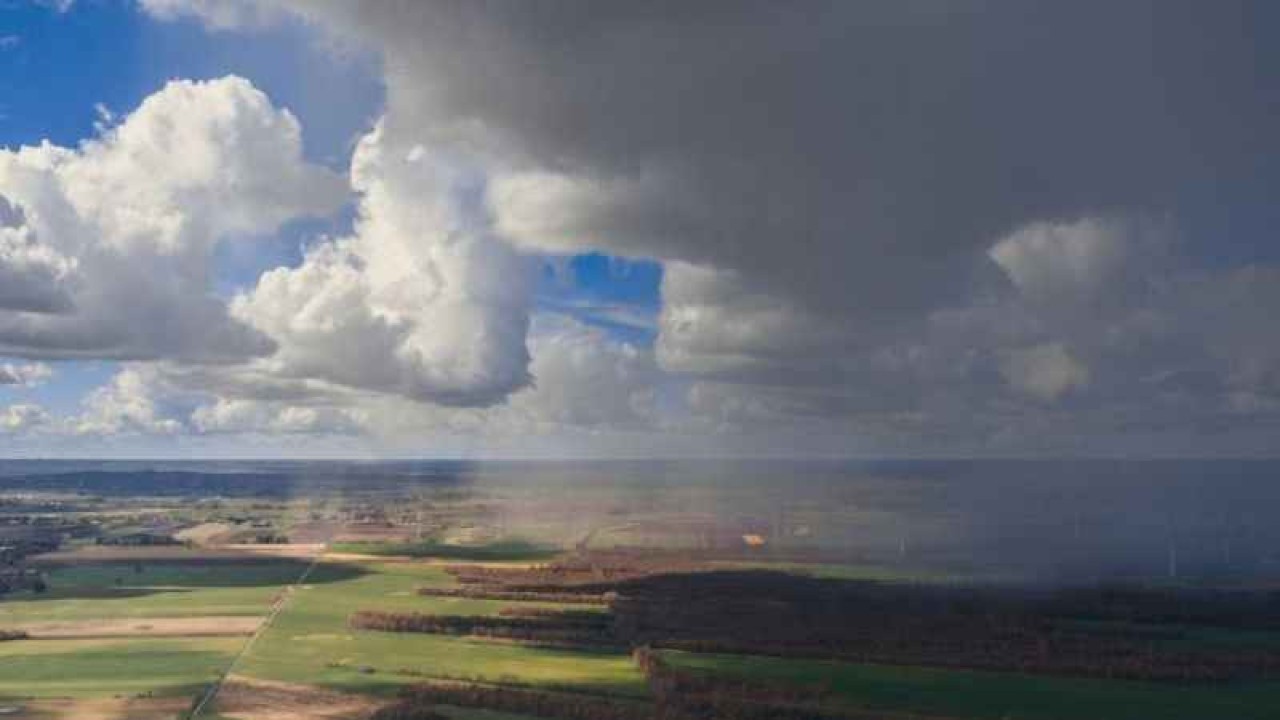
[188,543,329,718]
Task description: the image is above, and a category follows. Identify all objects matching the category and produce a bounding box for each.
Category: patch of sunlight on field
[661,650,1280,720]
[236,557,647,698]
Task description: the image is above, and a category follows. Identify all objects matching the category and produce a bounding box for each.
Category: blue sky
[0,0,380,157]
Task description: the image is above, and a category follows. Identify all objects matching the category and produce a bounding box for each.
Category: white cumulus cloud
[0,361,53,387]
[1,404,49,432]
[233,122,534,406]
[1000,343,1090,402]
[72,367,185,436]
[192,397,365,435]
[0,76,346,363]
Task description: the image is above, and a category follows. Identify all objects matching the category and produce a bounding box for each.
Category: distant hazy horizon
[6,457,1279,584]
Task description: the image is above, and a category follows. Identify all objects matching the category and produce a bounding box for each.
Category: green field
[0,560,354,624]
[662,650,1280,720]
[232,554,1280,720]
[11,551,1279,720]
[235,558,646,697]
[0,637,239,699]
[1,552,642,709]
[1061,618,1280,652]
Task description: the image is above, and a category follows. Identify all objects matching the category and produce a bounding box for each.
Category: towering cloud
[232,122,534,406]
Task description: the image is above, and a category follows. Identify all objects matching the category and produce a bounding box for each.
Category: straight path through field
[188,542,329,718]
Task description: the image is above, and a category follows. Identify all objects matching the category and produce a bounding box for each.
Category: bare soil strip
[220,544,328,559]
[174,523,236,545]
[213,676,387,720]
[13,616,262,639]
[0,697,190,720]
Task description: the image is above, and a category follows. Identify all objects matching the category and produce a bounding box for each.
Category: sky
[0,0,1278,458]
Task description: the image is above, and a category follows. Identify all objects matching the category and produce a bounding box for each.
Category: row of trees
[416,586,611,605]
[498,607,613,626]
[372,682,652,720]
[442,551,707,590]
[349,610,619,649]
[634,646,840,718]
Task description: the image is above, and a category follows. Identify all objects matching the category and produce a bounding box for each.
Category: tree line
[349,610,620,649]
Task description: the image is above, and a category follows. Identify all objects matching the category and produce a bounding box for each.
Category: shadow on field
[330,539,558,562]
[9,558,367,602]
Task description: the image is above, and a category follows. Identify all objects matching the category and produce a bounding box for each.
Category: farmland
[0,553,343,716]
[0,636,240,698]
[233,559,647,698]
[5,460,1280,718]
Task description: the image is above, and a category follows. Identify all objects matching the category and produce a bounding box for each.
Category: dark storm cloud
[290,0,1280,313]
[143,0,1280,452]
